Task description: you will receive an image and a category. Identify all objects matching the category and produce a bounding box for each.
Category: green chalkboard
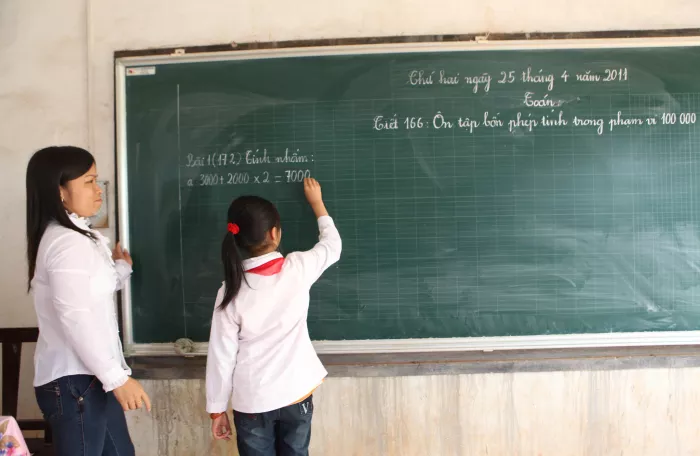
[119,43,700,345]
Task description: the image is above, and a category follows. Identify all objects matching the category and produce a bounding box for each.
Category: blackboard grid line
[451,98,460,320]
[176,83,188,337]
[372,100,380,320]
[572,95,578,315]
[552,106,558,315]
[668,97,674,312]
[651,93,657,313]
[691,93,698,312]
[333,100,341,322]
[532,109,539,316]
[388,67,400,322]
[689,91,695,313]
[352,100,360,320]
[432,96,439,319]
[413,97,419,319]
[644,93,651,313]
[627,78,637,315]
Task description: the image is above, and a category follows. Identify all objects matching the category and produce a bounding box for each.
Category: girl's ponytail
[219,228,245,310]
[218,196,281,310]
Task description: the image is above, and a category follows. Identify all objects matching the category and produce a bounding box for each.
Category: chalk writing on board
[433,112,454,129]
[541,111,568,127]
[404,67,629,92]
[196,172,250,186]
[483,112,505,128]
[186,154,212,168]
[245,148,313,165]
[521,67,556,91]
[663,112,697,124]
[603,68,628,81]
[285,169,311,183]
[186,152,242,168]
[407,70,434,86]
[497,71,516,85]
[463,73,492,93]
[185,149,312,169]
[572,116,605,135]
[508,113,538,133]
[523,92,564,108]
[245,149,271,164]
[189,168,312,188]
[577,68,629,82]
[275,149,310,164]
[373,115,399,131]
[576,71,600,82]
[457,117,479,133]
[403,117,423,129]
[438,70,460,85]
[373,111,698,136]
[248,148,311,164]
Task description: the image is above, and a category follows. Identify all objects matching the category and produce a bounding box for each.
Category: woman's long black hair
[26,146,96,290]
[220,195,281,309]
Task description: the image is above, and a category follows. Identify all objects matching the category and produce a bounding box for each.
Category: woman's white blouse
[31,214,132,391]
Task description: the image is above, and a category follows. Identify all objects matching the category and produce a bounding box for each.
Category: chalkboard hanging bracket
[172,48,186,56]
[475,34,490,43]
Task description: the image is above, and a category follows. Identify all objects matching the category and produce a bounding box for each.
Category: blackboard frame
[126,345,700,379]
[115,31,700,357]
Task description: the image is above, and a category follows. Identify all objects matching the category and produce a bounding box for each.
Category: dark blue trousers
[35,375,134,456]
[233,395,314,456]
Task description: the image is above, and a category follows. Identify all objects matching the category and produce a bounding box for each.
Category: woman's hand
[113,377,151,412]
[304,178,328,218]
[112,242,133,266]
[211,413,232,440]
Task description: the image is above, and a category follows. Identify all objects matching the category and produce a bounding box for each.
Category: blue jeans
[34,375,134,456]
[233,396,314,456]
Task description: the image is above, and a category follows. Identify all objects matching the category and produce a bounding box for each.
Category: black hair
[220,195,281,309]
[26,146,96,290]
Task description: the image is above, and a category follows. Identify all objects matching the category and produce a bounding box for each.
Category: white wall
[0,0,87,326]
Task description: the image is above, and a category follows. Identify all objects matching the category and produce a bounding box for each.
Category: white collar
[68,212,91,230]
[67,212,114,264]
[242,252,283,272]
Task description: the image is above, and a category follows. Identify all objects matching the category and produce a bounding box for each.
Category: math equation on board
[182,148,312,187]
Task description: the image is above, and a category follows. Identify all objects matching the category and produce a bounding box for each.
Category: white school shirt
[31,213,132,392]
[206,215,342,414]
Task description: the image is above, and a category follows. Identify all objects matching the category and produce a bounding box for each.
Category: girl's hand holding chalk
[304,177,328,218]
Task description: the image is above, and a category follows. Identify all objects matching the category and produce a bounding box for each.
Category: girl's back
[209,216,341,413]
[206,178,342,455]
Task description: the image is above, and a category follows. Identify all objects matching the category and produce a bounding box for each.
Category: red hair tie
[227,223,240,235]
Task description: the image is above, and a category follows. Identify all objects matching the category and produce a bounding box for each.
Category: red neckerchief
[246,257,285,276]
